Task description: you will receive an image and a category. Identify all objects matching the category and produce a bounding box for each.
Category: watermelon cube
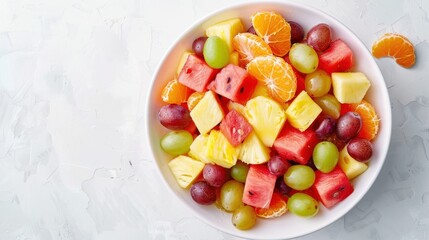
[242,164,277,208]
[273,125,319,165]
[312,167,354,208]
[319,39,354,73]
[209,64,257,104]
[178,54,217,92]
[219,109,253,146]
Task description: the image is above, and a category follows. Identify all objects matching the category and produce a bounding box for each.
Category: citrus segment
[247,55,297,102]
[342,100,380,141]
[372,33,415,68]
[161,79,193,104]
[255,192,288,218]
[251,11,291,57]
[232,32,273,67]
[187,92,205,111]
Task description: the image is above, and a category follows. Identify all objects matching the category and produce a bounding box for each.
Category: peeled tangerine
[332,72,370,104]
[338,147,368,179]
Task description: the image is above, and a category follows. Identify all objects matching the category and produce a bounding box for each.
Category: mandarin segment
[232,32,273,67]
[187,91,205,111]
[161,79,193,104]
[254,192,288,218]
[251,11,291,57]
[372,33,415,68]
[344,100,380,141]
[247,55,297,103]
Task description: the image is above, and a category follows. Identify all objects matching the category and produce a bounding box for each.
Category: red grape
[268,155,291,176]
[306,23,332,52]
[347,138,373,162]
[289,21,304,44]
[336,111,362,141]
[275,177,292,196]
[315,115,336,139]
[247,26,257,35]
[190,181,216,205]
[203,164,230,187]
[158,104,191,130]
[192,37,208,58]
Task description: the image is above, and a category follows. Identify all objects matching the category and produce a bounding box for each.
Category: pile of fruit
[157,11,380,230]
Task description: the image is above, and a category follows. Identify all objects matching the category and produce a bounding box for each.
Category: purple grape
[203,164,230,187]
[268,155,291,176]
[306,23,332,52]
[247,26,257,35]
[336,111,362,141]
[347,138,373,162]
[275,177,292,196]
[190,181,216,205]
[315,115,336,139]
[158,104,191,130]
[192,37,208,58]
[289,21,305,44]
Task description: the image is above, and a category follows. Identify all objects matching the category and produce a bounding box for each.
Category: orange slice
[232,32,273,67]
[247,55,297,102]
[251,11,291,57]
[372,33,415,68]
[255,192,288,218]
[161,79,193,104]
[187,91,205,111]
[342,100,380,141]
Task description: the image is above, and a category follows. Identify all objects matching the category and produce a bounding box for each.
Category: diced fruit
[287,193,319,217]
[210,64,257,104]
[318,39,354,73]
[227,101,247,117]
[192,37,207,59]
[178,54,217,92]
[242,164,277,208]
[238,131,270,164]
[312,141,339,173]
[289,43,319,74]
[187,91,205,111]
[160,130,193,156]
[336,111,362,141]
[230,161,250,183]
[161,79,193,104]
[273,125,319,165]
[190,91,225,135]
[206,18,244,52]
[312,167,354,208]
[314,115,336,139]
[306,23,332,52]
[338,146,368,179]
[347,138,373,162]
[176,51,194,77]
[304,69,331,98]
[189,134,213,164]
[255,192,288,218]
[251,81,270,99]
[206,130,238,168]
[232,33,273,66]
[229,51,239,65]
[190,181,217,205]
[204,36,230,69]
[342,100,380,140]
[221,180,245,211]
[168,155,205,188]
[203,164,230,187]
[283,165,315,191]
[232,205,257,230]
[289,21,304,44]
[332,72,371,104]
[245,96,286,147]
[267,155,290,176]
[314,94,341,119]
[286,91,322,132]
[220,109,253,146]
[158,104,191,130]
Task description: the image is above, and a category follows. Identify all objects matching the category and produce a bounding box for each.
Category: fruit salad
[157,11,380,230]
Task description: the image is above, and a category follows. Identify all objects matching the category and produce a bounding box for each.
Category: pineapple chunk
[176,51,193,77]
[206,18,244,52]
[338,147,368,179]
[238,131,270,164]
[227,101,247,117]
[168,155,205,188]
[206,130,238,168]
[245,96,286,147]
[286,91,322,131]
[188,134,213,164]
[190,91,225,135]
[251,81,270,99]
[229,51,239,65]
[332,72,371,104]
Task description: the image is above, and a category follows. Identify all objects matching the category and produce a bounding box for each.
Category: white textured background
[1,0,429,239]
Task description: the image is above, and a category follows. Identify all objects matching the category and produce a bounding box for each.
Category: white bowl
[145,1,392,239]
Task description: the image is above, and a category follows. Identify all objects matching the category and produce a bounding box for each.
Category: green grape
[220,180,244,212]
[305,69,331,97]
[203,36,230,69]
[160,130,193,156]
[283,165,315,190]
[230,161,249,183]
[314,94,341,119]
[287,193,319,217]
[232,205,257,230]
[313,141,339,173]
[289,43,319,74]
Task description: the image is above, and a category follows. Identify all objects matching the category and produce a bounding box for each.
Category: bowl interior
[145,1,392,239]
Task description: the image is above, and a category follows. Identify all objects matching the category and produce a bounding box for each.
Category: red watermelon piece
[178,54,217,92]
[242,164,277,208]
[219,109,253,146]
[318,39,354,73]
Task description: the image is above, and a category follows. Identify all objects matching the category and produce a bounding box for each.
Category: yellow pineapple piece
[227,101,247,117]
[229,51,239,65]
[286,91,322,131]
[206,18,244,52]
[176,51,193,77]
[332,72,371,104]
[168,155,205,188]
[238,131,270,164]
[245,96,286,147]
[251,81,270,99]
[206,130,238,168]
[190,91,225,135]
[338,147,368,179]
[188,134,213,164]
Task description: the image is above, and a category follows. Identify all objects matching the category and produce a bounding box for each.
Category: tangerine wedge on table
[342,100,380,141]
[372,33,416,68]
[161,79,193,104]
[251,11,291,57]
[247,55,297,103]
[255,192,288,218]
[232,32,273,67]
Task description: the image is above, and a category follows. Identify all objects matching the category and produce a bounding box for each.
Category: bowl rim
[145,0,392,239]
